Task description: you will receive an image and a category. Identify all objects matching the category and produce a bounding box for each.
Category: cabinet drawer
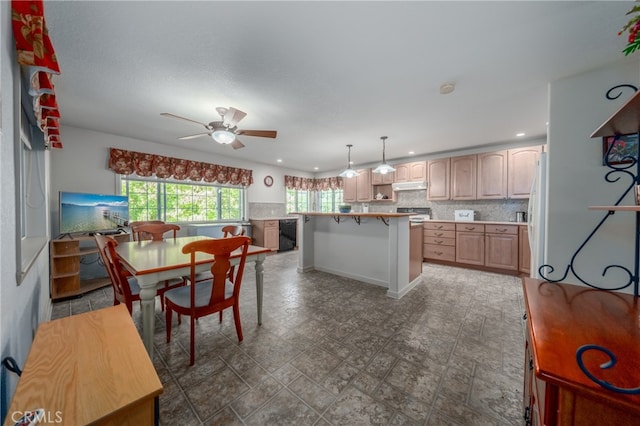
[485,224,518,235]
[424,222,455,231]
[423,244,455,261]
[264,220,279,228]
[424,229,455,239]
[456,223,485,233]
[424,236,455,246]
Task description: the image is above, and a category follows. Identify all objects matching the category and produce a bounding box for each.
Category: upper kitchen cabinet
[508,146,542,198]
[394,161,426,183]
[371,170,395,185]
[343,169,372,203]
[427,158,450,201]
[451,155,477,200]
[477,150,508,199]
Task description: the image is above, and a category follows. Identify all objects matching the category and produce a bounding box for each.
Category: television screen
[59,191,129,235]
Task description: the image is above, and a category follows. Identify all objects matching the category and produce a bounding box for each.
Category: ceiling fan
[161,106,277,150]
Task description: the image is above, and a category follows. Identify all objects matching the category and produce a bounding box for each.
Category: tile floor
[51,251,525,425]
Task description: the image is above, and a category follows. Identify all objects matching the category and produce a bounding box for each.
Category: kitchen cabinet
[427,158,450,201]
[484,224,518,271]
[522,278,640,425]
[423,221,456,262]
[477,150,508,199]
[455,223,484,265]
[371,169,395,202]
[519,225,530,274]
[451,155,477,200]
[251,220,279,251]
[343,169,371,202]
[50,233,131,300]
[371,171,395,185]
[508,146,542,198]
[394,161,426,183]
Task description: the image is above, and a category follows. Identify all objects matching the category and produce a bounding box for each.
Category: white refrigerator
[528,152,547,278]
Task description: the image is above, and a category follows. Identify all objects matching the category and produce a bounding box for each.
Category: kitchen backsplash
[363,190,529,222]
[249,191,529,222]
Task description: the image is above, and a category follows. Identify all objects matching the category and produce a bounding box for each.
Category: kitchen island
[291,212,421,298]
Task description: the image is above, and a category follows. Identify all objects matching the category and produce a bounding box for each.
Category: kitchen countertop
[290,212,415,218]
[249,217,298,221]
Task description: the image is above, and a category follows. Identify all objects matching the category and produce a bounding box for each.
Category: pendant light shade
[372,136,396,175]
[339,144,360,178]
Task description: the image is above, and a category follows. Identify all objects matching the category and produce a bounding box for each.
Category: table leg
[139,285,157,356]
[255,258,264,325]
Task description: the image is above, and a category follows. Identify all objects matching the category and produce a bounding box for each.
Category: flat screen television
[59,191,129,235]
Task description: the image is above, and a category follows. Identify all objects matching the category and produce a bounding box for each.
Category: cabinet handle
[523,407,531,426]
[522,312,527,320]
[435,240,443,244]
[436,225,443,229]
[529,358,534,370]
[435,232,443,237]
[435,251,443,256]
[497,228,507,232]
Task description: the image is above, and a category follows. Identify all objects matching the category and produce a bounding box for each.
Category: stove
[396,207,431,223]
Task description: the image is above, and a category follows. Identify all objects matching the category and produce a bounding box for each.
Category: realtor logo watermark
[11,409,62,425]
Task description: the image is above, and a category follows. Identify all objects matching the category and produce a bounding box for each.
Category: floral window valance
[11,0,62,149]
[284,175,343,191]
[109,148,254,186]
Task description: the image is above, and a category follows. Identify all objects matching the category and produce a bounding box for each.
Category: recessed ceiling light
[516,132,526,137]
[313,166,319,170]
[276,159,282,163]
[408,151,415,155]
[439,82,455,95]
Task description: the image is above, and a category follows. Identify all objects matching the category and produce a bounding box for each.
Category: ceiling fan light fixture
[211,129,236,144]
[372,136,396,175]
[339,144,360,178]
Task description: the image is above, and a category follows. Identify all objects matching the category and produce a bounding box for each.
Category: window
[318,189,343,212]
[286,188,310,213]
[121,177,245,223]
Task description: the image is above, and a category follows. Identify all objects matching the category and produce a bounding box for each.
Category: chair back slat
[135,223,180,241]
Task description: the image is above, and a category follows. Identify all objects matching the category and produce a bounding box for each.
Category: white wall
[49,126,314,233]
[546,58,640,293]
[0,1,52,419]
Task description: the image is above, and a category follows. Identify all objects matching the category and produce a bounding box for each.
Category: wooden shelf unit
[50,233,130,300]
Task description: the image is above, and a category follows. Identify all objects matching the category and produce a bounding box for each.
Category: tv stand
[50,233,130,300]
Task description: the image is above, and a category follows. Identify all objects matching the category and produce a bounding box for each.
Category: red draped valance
[109,148,254,186]
[11,0,62,148]
[284,175,343,191]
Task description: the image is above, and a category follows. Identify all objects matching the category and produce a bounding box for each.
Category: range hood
[391,181,427,191]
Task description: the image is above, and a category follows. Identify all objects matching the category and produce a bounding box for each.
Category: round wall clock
[264,175,274,187]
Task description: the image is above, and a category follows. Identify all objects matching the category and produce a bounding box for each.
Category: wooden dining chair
[95,234,141,315]
[165,236,251,366]
[134,223,180,242]
[129,220,166,241]
[188,225,247,285]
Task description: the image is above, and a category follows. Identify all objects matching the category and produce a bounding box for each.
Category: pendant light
[372,136,396,175]
[339,144,360,178]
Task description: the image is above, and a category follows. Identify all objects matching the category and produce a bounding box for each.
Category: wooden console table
[4,305,162,426]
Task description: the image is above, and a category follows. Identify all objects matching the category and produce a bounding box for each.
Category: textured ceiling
[44,1,636,173]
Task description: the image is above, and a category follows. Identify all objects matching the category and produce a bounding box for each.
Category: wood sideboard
[4,305,162,426]
[522,278,640,425]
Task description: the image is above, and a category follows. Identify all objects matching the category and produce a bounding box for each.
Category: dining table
[115,235,271,356]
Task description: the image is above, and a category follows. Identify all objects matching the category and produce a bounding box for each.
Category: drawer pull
[497,228,507,232]
[522,312,527,320]
[435,240,443,244]
[435,251,443,256]
[465,226,475,231]
[529,358,534,370]
[435,232,443,237]
[436,225,443,229]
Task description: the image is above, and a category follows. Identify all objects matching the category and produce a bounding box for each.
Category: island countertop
[290,212,413,218]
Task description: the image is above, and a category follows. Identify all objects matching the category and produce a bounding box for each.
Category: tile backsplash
[249,202,287,219]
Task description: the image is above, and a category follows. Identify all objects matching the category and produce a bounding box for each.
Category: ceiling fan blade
[178,132,212,140]
[231,139,245,150]
[161,112,210,129]
[237,129,277,138]
[223,107,247,128]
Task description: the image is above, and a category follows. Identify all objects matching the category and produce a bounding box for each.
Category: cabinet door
[455,232,484,265]
[519,226,531,274]
[508,146,542,198]
[393,163,409,182]
[382,172,395,184]
[371,171,395,185]
[356,169,372,202]
[477,151,508,199]
[409,161,426,181]
[427,158,450,200]
[264,225,280,251]
[485,232,518,270]
[451,155,477,200]
[343,175,357,202]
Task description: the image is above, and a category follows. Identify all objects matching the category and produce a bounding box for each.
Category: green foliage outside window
[121,177,244,223]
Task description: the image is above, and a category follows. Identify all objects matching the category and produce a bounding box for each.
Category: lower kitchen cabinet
[523,278,640,425]
[250,220,279,251]
[423,221,456,262]
[519,225,531,274]
[455,223,485,265]
[484,224,518,271]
